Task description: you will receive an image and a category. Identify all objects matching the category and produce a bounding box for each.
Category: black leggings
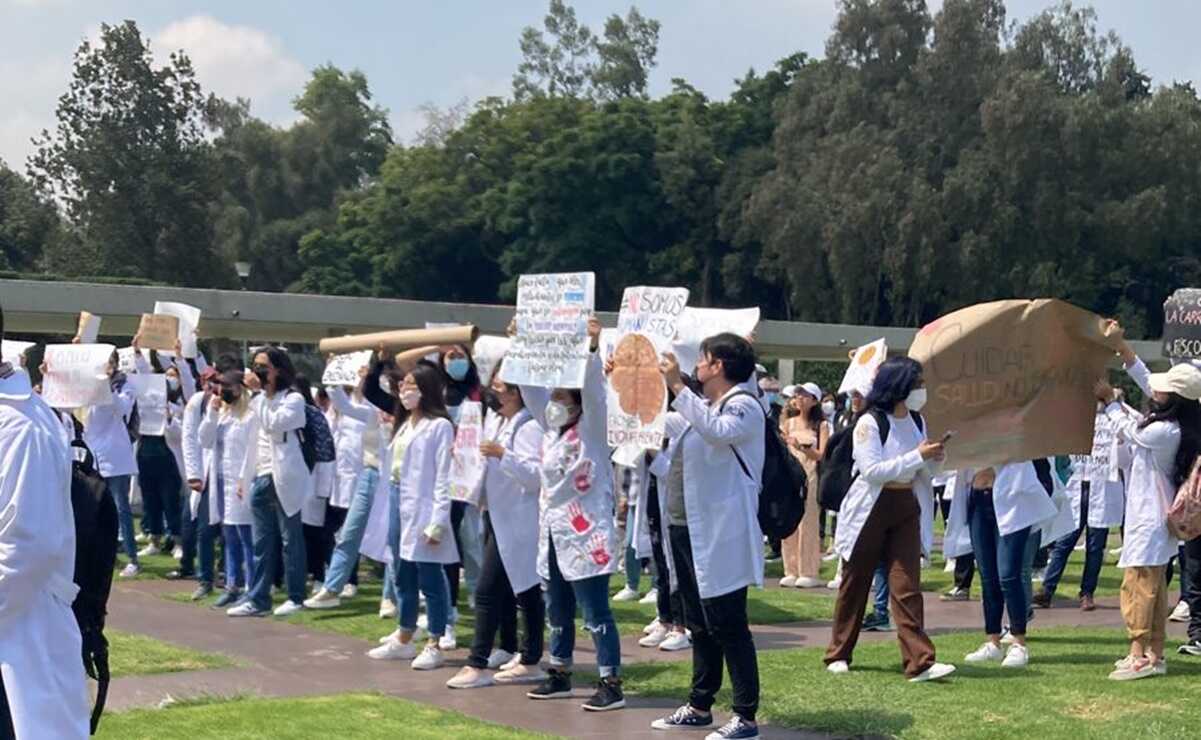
[645,485,684,625]
[467,513,545,668]
[445,500,467,609]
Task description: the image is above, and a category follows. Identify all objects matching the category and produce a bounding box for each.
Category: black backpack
[293,399,336,472]
[721,391,808,541]
[68,424,118,735]
[818,409,925,512]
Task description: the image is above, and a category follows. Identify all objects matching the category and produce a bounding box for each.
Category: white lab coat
[1066,410,1127,529]
[627,455,656,561]
[1108,359,1180,568]
[521,353,619,583]
[0,367,89,739]
[327,387,377,508]
[181,391,210,518]
[304,461,333,527]
[391,416,459,564]
[943,461,1064,559]
[834,412,937,561]
[82,378,138,479]
[198,406,257,526]
[250,391,314,517]
[480,408,543,594]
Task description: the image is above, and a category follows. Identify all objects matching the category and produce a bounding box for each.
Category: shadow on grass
[770,708,912,739]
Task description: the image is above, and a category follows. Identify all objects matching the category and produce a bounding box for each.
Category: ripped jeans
[545,535,621,677]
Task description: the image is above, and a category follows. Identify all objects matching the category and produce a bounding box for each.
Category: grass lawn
[94,693,548,739]
[108,630,233,678]
[621,627,1201,739]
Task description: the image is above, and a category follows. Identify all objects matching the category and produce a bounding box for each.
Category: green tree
[0,164,67,272]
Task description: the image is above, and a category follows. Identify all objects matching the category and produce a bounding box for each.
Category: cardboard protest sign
[838,338,887,396]
[500,272,595,389]
[449,400,485,504]
[473,335,511,386]
[908,299,1123,470]
[41,344,115,408]
[607,286,689,451]
[673,306,760,375]
[137,314,180,351]
[129,374,168,435]
[321,351,372,387]
[1,340,35,366]
[1163,289,1201,360]
[1070,412,1118,484]
[76,311,101,343]
[153,301,202,358]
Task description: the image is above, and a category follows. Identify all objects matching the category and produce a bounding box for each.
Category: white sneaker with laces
[643,617,661,635]
[439,625,458,651]
[227,602,266,617]
[1170,600,1191,623]
[303,589,341,610]
[487,649,515,670]
[379,599,397,619]
[446,666,494,689]
[779,576,797,588]
[1002,644,1029,668]
[965,642,1003,663]
[639,588,659,605]
[340,583,358,599]
[659,631,692,652]
[826,576,842,590]
[639,624,670,648]
[909,663,956,683]
[368,639,417,661]
[612,586,640,602]
[379,629,401,644]
[827,660,850,674]
[137,543,161,558]
[273,600,304,617]
[795,576,824,588]
[119,563,141,579]
[412,645,444,671]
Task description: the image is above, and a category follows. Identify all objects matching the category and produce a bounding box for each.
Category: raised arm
[671,388,758,447]
[578,350,608,446]
[362,357,397,416]
[329,385,375,424]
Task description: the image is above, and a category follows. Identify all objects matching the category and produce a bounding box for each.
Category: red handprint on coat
[568,500,591,534]
[573,459,593,493]
[589,532,611,567]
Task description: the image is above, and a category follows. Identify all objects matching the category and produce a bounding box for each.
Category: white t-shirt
[881,414,924,484]
[256,424,273,477]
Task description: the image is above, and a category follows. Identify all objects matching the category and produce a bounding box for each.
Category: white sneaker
[368,639,417,661]
[498,653,522,673]
[1002,644,1029,668]
[659,631,692,652]
[119,563,141,579]
[827,660,850,674]
[446,665,494,689]
[137,543,161,558]
[439,625,458,651]
[227,602,267,618]
[944,558,956,573]
[642,617,662,635]
[412,645,444,671]
[487,649,516,670]
[826,576,843,590]
[909,663,956,683]
[340,583,359,599]
[303,589,341,610]
[494,662,547,685]
[273,600,304,617]
[779,576,797,588]
[379,629,401,644]
[172,545,184,560]
[1109,546,1123,557]
[612,586,640,602]
[795,576,824,589]
[639,588,659,605]
[639,624,670,648]
[379,599,397,619]
[965,642,1003,663]
[1170,601,1191,623]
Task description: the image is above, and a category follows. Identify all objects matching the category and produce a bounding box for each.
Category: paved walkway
[106,578,1176,738]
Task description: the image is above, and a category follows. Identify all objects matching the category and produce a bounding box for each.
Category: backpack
[295,400,336,472]
[68,424,118,734]
[721,391,808,541]
[1166,457,1201,541]
[818,409,924,512]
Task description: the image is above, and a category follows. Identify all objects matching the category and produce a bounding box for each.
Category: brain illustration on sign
[610,334,665,425]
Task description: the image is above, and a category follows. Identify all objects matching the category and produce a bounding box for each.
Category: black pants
[0,673,13,740]
[445,500,467,609]
[1184,536,1201,642]
[324,505,359,586]
[954,553,976,591]
[467,513,545,669]
[137,436,182,538]
[303,523,327,582]
[669,525,759,722]
[645,487,683,624]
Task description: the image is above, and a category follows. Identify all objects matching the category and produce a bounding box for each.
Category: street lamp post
[234,261,252,361]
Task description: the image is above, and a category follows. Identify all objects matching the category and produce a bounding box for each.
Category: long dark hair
[1142,394,1201,487]
[866,358,923,415]
[260,347,296,395]
[393,360,450,432]
[441,344,482,407]
[293,375,315,406]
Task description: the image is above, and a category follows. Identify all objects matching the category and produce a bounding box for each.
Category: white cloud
[0,54,71,169]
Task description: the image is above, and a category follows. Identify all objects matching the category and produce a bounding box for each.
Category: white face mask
[905,388,928,413]
[822,401,836,417]
[400,388,421,411]
[545,401,573,429]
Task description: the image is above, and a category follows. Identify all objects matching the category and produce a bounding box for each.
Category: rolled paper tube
[395,345,440,369]
[318,326,479,355]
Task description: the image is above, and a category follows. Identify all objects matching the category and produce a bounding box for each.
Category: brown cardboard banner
[137,313,180,351]
[317,326,478,355]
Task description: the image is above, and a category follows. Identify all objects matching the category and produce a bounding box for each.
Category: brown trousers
[824,488,937,678]
[1120,565,1168,659]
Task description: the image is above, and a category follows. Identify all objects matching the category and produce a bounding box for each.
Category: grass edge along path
[108,630,235,678]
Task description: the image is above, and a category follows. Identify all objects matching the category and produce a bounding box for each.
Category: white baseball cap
[781,384,798,399]
[798,382,823,400]
[1149,363,1201,401]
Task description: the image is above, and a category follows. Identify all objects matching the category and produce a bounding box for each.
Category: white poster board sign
[41,344,115,408]
[838,338,887,397]
[473,335,511,386]
[449,401,485,504]
[130,374,168,435]
[117,347,139,374]
[500,272,595,389]
[673,306,760,375]
[77,311,102,343]
[321,351,372,387]
[1,340,35,366]
[606,286,689,451]
[153,301,202,358]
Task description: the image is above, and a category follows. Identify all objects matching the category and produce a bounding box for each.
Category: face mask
[822,401,836,417]
[253,365,270,387]
[905,388,928,413]
[221,389,239,404]
[545,401,573,429]
[446,358,470,382]
[400,388,422,411]
[447,404,462,424]
[764,392,779,406]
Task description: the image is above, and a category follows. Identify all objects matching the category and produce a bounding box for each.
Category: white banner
[117,347,139,374]
[607,286,689,451]
[130,374,168,436]
[321,350,372,387]
[153,301,202,358]
[41,344,115,409]
[1,340,35,366]
[838,338,887,396]
[500,272,595,389]
[449,401,485,504]
[473,335,511,386]
[673,306,760,375]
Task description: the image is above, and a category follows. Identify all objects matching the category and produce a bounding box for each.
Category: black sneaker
[862,612,894,632]
[705,715,759,739]
[651,704,713,730]
[527,668,573,700]
[1177,640,1201,657]
[581,677,624,712]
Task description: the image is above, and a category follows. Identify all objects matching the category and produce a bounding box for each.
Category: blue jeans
[969,490,1032,636]
[1042,487,1108,598]
[1023,530,1041,623]
[395,558,451,637]
[624,506,641,591]
[323,467,378,593]
[871,562,889,617]
[246,475,308,611]
[383,482,399,605]
[223,524,254,590]
[189,488,216,584]
[109,475,137,564]
[545,536,621,677]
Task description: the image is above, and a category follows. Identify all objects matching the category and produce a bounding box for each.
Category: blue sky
[2,0,1198,169]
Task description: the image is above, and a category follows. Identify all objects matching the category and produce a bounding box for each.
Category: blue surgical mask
[447,404,462,425]
[764,392,779,406]
[446,358,470,382]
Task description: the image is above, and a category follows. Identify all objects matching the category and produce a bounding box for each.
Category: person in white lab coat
[297,381,332,585]
[200,370,259,609]
[227,347,313,618]
[362,359,457,671]
[516,317,624,712]
[0,302,90,739]
[824,358,955,683]
[177,365,220,598]
[1099,328,1201,680]
[129,341,187,559]
[446,360,547,689]
[647,333,765,740]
